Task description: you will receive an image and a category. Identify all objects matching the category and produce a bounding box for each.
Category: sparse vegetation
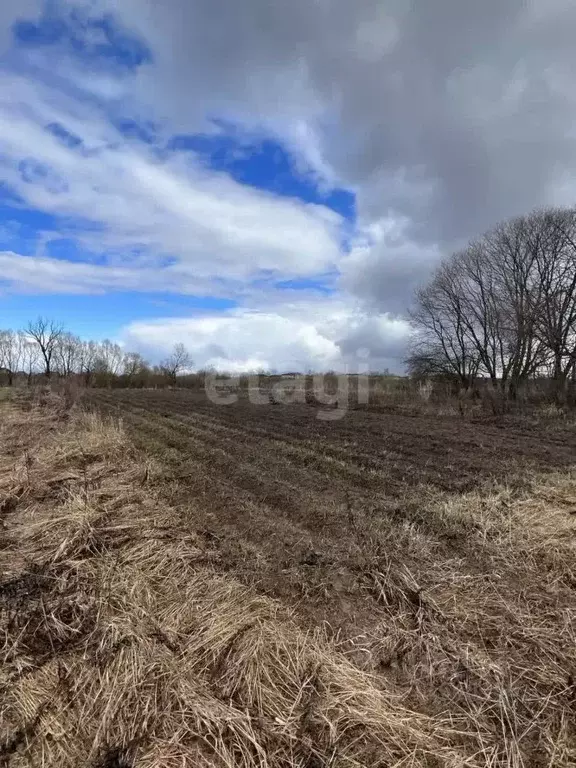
[1,388,575,766]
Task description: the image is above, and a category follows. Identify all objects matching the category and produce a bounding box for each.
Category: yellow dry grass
[0,397,459,767]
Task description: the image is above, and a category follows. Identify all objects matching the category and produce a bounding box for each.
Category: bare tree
[0,331,11,383]
[92,340,125,387]
[0,330,24,386]
[123,352,150,387]
[528,208,576,402]
[21,336,41,386]
[480,214,547,397]
[55,333,83,377]
[409,210,565,400]
[97,340,124,377]
[408,259,482,390]
[26,318,64,380]
[160,343,192,386]
[79,340,99,387]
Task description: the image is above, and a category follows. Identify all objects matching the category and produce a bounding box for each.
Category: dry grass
[1,394,576,767]
[0,396,457,767]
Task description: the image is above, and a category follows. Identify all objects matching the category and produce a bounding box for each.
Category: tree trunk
[553,372,569,406]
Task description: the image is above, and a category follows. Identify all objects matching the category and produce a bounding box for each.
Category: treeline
[0,318,195,388]
[409,207,576,404]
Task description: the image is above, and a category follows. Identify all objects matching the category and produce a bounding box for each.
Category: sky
[1,1,576,372]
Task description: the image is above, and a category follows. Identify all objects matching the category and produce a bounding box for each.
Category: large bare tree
[409,207,576,400]
[123,352,150,387]
[26,318,64,380]
[529,208,576,401]
[464,215,547,396]
[92,340,125,387]
[408,260,481,388]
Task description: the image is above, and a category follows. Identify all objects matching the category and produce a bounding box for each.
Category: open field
[83,389,576,609]
[2,388,576,767]
[87,388,576,492]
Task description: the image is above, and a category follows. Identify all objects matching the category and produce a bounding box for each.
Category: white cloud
[0,71,344,284]
[0,251,216,295]
[122,300,411,373]
[34,0,576,339]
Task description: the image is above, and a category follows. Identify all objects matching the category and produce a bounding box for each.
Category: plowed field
[85,389,576,628]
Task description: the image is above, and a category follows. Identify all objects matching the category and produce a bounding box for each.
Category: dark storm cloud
[99,1,576,234]
[336,315,410,371]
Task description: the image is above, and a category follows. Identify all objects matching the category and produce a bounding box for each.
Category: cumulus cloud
[339,217,440,313]
[123,300,411,373]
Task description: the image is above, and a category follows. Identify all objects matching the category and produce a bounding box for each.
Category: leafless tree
[408,258,482,389]
[409,209,574,400]
[528,208,576,401]
[79,340,99,387]
[97,340,124,377]
[0,330,24,386]
[54,333,83,377]
[123,352,150,387]
[26,318,64,380]
[91,340,125,387]
[480,214,548,397]
[160,343,192,386]
[21,337,41,386]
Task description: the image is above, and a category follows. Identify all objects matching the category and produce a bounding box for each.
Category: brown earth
[86,388,576,494]
[85,388,576,624]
